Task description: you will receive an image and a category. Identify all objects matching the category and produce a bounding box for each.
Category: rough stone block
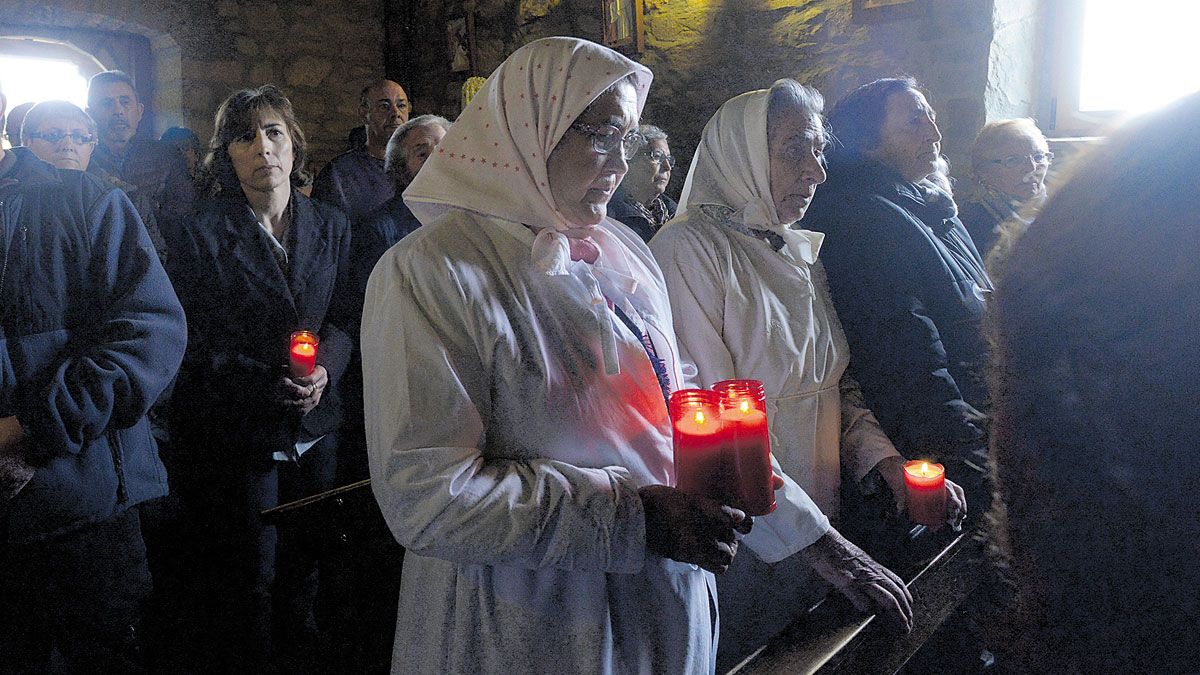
[284,57,335,88]
[184,59,245,84]
[235,36,259,57]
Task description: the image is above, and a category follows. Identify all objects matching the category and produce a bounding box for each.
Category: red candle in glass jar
[713,379,776,516]
[903,460,947,526]
[670,389,727,504]
[289,330,319,377]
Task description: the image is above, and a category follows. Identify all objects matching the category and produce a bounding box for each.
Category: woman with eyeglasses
[21,100,98,171]
[22,99,170,266]
[804,77,993,504]
[960,118,1053,257]
[364,37,759,674]
[608,124,678,242]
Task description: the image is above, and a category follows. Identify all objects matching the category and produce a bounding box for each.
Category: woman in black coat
[803,78,992,488]
[167,85,353,672]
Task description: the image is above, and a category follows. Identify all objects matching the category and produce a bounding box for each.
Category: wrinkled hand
[941,479,967,531]
[277,365,328,415]
[640,485,752,575]
[876,456,968,531]
[801,529,913,632]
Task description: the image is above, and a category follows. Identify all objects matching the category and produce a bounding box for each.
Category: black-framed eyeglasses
[569,122,646,160]
[642,149,675,170]
[27,130,97,145]
[990,151,1053,169]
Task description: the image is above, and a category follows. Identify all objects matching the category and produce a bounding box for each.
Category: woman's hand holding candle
[873,456,967,529]
[278,365,328,415]
[640,484,753,575]
[901,460,967,529]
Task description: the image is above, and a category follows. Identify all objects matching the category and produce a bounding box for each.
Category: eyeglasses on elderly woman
[990,151,1054,169]
[640,148,675,169]
[27,130,97,145]
[568,122,646,160]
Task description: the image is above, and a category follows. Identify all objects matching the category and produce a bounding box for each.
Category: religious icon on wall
[447,15,477,74]
[600,0,644,55]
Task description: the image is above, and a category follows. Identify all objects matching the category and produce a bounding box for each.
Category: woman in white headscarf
[650,80,965,666]
[362,37,755,675]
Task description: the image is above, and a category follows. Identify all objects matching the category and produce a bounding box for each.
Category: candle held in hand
[289,330,319,377]
[903,460,946,526]
[670,389,726,504]
[713,379,776,516]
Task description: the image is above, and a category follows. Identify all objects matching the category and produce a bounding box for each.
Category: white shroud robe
[362,210,718,674]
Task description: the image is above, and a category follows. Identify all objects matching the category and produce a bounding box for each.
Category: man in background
[312,79,410,222]
[87,70,195,232]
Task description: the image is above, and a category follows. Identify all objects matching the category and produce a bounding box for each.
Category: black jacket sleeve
[818,197,984,454]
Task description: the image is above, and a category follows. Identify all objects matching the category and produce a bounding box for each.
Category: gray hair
[766,78,826,141]
[639,124,668,142]
[970,118,1048,178]
[21,100,98,142]
[385,114,452,182]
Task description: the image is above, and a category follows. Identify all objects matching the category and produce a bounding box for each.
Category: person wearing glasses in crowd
[21,100,99,171]
[960,118,1053,258]
[608,124,677,242]
[313,79,411,222]
[364,37,763,674]
[0,83,187,674]
[23,99,171,265]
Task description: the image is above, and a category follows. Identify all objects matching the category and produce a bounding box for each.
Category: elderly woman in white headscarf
[362,37,756,675]
[651,80,966,666]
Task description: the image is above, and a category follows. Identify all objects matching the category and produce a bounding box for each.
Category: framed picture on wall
[601,0,645,55]
[447,14,477,74]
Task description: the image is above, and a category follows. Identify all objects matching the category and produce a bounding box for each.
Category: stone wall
[1,0,387,169]
[986,0,1041,122]
[390,0,1004,191]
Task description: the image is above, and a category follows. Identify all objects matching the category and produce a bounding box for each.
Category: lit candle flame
[921,461,929,474]
[740,399,750,413]
[694,411,706,425]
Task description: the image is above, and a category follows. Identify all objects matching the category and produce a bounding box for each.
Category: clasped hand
[640,474,783,575]
[640,485,750,575]
[276,365,328,415]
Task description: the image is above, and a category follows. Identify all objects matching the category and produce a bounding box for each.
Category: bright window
[0,54,90,110]
[1078,1,1200,113]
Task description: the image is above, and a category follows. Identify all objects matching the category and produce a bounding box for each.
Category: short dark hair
[161,126,202,155]
[827,76,919,159]
[88,70,139,103]
[204,85,309,195]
